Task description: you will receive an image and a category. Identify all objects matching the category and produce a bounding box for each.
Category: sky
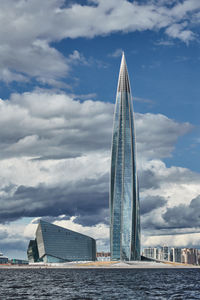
[0,0,200,259]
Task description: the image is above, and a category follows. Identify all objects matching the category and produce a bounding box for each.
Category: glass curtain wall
[110,53,140,261]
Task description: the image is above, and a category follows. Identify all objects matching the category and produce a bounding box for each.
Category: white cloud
[0,91,198,253]
[165,22,195,43]
[0,0,199,83]
[143,232,200,248]
[109,48,123,58]
[0,92,192,162]
[136,113,192,159]
[68,50,89,65]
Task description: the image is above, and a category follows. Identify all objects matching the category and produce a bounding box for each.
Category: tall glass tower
[110,52,140,261]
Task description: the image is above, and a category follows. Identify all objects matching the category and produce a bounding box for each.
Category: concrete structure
[110,52,140,261]
[27,220,96,263]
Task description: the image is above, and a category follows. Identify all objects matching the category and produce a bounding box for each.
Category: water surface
[0,268,200,299]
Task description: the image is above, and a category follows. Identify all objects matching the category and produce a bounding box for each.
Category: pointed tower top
[117,52,130,93]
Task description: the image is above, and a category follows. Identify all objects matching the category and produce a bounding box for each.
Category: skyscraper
[110,52,140,261]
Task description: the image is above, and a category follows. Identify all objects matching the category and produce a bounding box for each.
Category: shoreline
[1,261,200,269]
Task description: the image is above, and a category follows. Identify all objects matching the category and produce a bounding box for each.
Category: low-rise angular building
[27,220,96,263]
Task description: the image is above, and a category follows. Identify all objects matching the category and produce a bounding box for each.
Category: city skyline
[110,53,140,260]
[0,0,200,259]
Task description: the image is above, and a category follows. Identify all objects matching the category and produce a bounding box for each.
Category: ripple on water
[0,268,200,299]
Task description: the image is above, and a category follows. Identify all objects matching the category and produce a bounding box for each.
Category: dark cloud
[0,93,196,229]
[0,228,28,254]
[140,196,167,215]
[139,169,160,190]
[162,195,200,228]
[74,208,109,226]
[0,174,109,226]
[0,239,28,252]
[32,215,71,224]
[139,160,200,191]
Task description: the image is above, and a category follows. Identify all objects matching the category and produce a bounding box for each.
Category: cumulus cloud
[0,91,198,253]
[0,0,199,83]
[0,174,109,225]
[0,92,113,160]
[0,221,30,258]
[139,159,200,192]
[0,91,196,231]
[142,232,200,248]
[140,196,167,215]
[163,195,200,228]
[136,113,192,159]
[0,92,192,162]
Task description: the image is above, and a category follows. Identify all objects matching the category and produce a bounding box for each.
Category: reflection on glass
[110,53,140,261]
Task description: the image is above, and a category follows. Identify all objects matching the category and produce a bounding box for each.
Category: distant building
[10,259,28,265]
[143,248,158,260]
[157,248,162,260]
[96,252,111,261]
[161,246,170,261]
[170,248,182,263]
[197,250,200,265]
[182,248,198,265]
[27,220,96,263]
[143,246,199,265]
[0,252,8,264]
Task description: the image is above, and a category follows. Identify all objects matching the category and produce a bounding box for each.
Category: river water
[0,268,200,299]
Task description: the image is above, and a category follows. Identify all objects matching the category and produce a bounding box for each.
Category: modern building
[170,247,182,263]
[143,247,158,260]
[0,252,8,264]
[143,246,200,265]
[27,220,96,263]
[182,248,198,265]
[161,245,170,261]
[10,259,29,265]
[96,252,111,261]
[27,239,41,263]
[110,52,140,261]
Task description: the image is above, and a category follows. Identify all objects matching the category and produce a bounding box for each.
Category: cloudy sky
[0,0,200,259]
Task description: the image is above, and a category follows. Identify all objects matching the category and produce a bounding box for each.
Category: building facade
[170,248,182,263]
[161,246,170,261]
[143,246,199,265]
[182,248,198,265]
[27,220,96,263]
[96,252,111,261]
[110,53,140,261]
[143,247,158,260]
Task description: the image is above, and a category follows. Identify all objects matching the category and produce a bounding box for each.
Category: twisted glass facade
[110,53,140,261]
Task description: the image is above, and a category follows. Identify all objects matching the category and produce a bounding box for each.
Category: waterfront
[0,268,200,299]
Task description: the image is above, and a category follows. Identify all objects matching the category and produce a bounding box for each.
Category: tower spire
[117,52,130,93]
